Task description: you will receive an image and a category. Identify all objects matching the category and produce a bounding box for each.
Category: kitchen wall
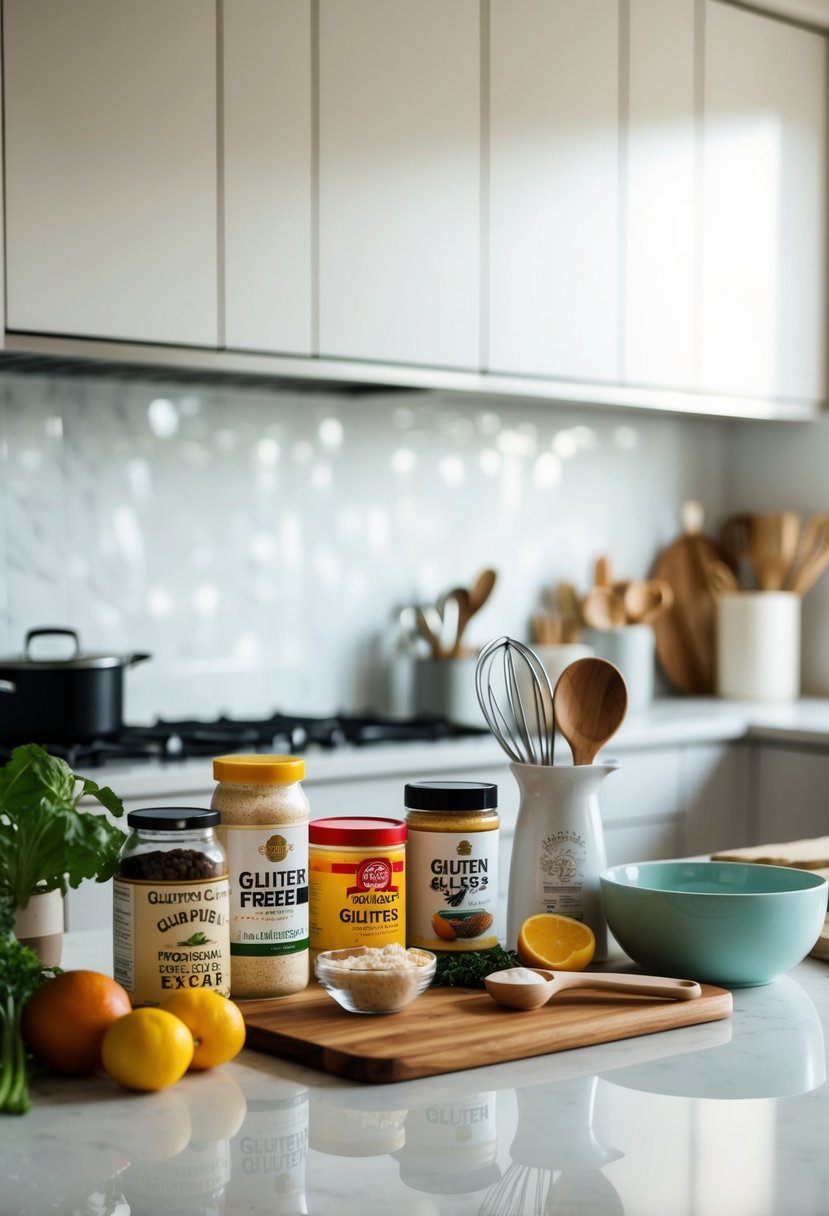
[0,369,783,722]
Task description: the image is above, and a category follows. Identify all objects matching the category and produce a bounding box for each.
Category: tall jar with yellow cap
[211,754,310,998]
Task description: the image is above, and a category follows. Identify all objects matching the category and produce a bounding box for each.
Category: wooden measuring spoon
[485,967,702,1011]
[553,657,628,765]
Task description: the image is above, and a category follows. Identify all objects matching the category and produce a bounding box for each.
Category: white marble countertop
[5,928,829,1215]
[82,697,829,803]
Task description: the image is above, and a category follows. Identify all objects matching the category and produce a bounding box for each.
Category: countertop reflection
[4,930,829,1216]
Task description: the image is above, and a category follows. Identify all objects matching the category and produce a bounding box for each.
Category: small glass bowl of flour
[315,944,436,1014]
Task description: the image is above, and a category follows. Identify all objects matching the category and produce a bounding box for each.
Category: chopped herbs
[432,945,521,989]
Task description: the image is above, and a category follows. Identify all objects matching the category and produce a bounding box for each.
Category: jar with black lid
[405,781,499,952]
[113,807,231,1006]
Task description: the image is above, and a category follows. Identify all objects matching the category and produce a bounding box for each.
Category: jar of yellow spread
[211,754,310,999]
[405,781,499,952]
[309,817,406,955]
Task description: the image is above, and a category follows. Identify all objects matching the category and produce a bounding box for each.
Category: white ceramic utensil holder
[507,761,617,961]
[582,625,654,713]
[716,592,800,702]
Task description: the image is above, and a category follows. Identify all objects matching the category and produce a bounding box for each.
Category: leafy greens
[0,743,125,909]
[0,898,53,1114]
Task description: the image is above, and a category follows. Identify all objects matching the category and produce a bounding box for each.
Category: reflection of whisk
[475,637,555,766]
[479,1162,552,1216]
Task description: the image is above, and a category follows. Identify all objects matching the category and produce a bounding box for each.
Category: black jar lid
[127,807,220,831]
[404,781,497,811]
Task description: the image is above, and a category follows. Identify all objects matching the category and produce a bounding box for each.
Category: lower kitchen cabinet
[682,741,750,855]
[750,743,829,844]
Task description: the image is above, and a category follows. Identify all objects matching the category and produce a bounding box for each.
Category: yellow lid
[212,754,305,784]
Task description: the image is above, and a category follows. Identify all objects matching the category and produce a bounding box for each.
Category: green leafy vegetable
[0,899,53,1114]
[177,932,210,947]
[432,945,521,989]
[0,743,125,910]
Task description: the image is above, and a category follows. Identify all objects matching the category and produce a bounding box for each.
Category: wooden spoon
[469,567,497,616]
[622,579,674,625]
[553,657,628,765]
[485,967,701,1011]
[581,586,626,630]
[789,513,829,597]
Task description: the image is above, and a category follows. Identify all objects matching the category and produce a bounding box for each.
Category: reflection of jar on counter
[405,781,499,952]
[113,807,231,1006]
[395,1092,500,1196]
[226,1086,309,1216]
[212,755,310,999]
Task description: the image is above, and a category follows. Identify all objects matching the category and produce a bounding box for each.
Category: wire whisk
[475,636,556,766]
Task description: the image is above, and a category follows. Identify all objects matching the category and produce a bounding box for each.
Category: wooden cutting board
[712,837,829,961]
[241,982,732,1084]
[651,531,725,693]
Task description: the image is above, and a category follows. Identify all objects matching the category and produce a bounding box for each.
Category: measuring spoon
[485,967,702,1011]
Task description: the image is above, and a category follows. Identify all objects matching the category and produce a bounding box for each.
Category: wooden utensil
[485,968,702,1011]
[622,579,674,625]
[469,567,497,616]
[415,606,445,659]
[787,513,829,597]
[553,657,628,765]
[581,585,626,630]
[241,980,732,1083]
[555,581,582,642]
[750,511,801,591]
[651,502,729,693]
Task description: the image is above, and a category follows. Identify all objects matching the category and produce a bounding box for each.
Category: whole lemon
[102,1008,194,1092]
[160,989,246,1071]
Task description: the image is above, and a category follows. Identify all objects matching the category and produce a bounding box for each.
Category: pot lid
[0,628,149,670]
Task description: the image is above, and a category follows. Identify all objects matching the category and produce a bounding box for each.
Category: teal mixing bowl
[600,860,828,987]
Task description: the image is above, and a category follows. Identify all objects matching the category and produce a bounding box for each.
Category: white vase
[507,762,619,961]
[14,888,64,967]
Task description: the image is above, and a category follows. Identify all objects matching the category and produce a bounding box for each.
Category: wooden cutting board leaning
[240,982,732,1084]
[712,837,829,961]
[650,502,732,694]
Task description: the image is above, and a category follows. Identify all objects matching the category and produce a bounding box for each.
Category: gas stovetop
[1,710,487,769]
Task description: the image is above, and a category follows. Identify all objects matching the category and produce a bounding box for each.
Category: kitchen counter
[80,697,829,804]
[4,928,829,1216]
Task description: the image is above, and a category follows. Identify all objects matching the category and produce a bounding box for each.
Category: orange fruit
[517,914,596,971]
[160,990,246,1070]
[101,1007,195,1092]
[21,970,132,1074]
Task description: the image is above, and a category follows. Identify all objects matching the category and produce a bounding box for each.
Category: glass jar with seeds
[113,806,231,1006]
[211,754,310,998]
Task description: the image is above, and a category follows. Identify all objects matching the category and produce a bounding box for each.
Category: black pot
[0,628,151,744]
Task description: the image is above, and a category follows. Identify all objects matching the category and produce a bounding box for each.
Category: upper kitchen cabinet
[488,0,620,382]
[3,0,219,348]
[222,0,312,355]
[701,1,827,402]
[624,0,696,391]
[317,0,480,369]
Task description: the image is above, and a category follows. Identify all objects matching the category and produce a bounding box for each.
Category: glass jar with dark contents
[113,807,231,1006]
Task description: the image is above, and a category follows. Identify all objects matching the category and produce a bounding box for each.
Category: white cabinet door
[682,742,750,855]
[625,0,696,390]
[752,745,829,845]
[488,0,619,382]
[4,0,219,347]
[223,0,313,355]
[701,1,827,401]
[318,0,480,369]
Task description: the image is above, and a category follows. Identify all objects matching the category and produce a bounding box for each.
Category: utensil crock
[507,761,618,960]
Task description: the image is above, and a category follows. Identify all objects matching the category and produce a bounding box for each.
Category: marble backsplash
[0,372,727,722]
